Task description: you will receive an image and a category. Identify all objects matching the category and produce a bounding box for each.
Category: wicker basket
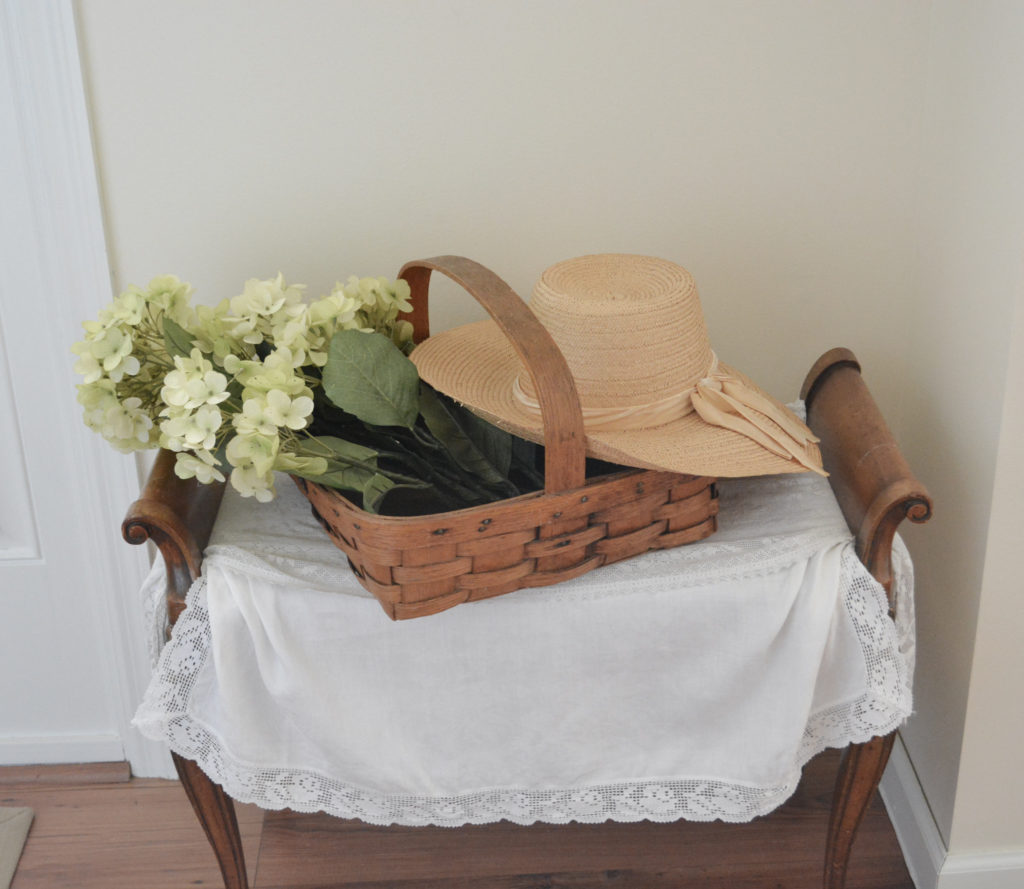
[294,256,718,619]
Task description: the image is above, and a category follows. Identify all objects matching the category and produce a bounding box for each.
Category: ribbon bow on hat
[689,355,824,475]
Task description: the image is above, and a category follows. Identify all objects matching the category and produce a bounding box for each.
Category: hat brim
[411,320,819,478]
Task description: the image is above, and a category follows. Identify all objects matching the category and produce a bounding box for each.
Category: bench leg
[173,752,249,889]
[824,732,896,889]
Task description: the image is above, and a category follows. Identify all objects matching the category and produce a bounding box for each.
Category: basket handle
[398,255,587,494]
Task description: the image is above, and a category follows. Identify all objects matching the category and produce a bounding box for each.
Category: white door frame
[2,0,171,777]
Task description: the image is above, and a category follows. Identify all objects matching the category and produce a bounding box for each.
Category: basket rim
[292,466,711,527]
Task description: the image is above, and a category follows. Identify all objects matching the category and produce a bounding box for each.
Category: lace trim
[134,540,912,827]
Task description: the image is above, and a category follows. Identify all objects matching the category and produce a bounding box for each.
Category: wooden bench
[123,347,932,889]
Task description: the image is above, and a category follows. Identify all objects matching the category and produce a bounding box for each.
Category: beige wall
[898,0,1024,853]
[947,277,1024,856]
[76,0,929,404]
[76,0,1021,861]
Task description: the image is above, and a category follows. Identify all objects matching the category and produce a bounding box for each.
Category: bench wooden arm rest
[801,347,933,600]
[122,448,226,626]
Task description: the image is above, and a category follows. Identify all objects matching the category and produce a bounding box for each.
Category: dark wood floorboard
[2,770,264,888]
[253,750,913,889]
[0,750,912,889]
[0,761,131,785]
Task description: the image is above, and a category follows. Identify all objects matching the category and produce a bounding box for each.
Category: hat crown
[520,254,713,408]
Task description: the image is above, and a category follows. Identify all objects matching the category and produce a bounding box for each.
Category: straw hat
[411,254,825,479]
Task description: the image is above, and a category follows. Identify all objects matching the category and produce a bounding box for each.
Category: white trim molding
[0,319,41,561]
[0,733,125,766]
[881,734,1024,889]
[939,851,1024,889]
[0,0,172,778]
[880,732,947,889]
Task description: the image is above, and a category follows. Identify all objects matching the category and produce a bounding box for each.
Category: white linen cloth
[134,459,914,826]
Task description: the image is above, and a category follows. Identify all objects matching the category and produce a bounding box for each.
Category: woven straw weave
[295,470,717,619]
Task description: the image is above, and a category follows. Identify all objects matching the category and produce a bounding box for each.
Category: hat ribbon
[512,353,825,475]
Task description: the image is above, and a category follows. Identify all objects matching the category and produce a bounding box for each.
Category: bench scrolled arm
[801,348,933,601]
[122,449,226,627]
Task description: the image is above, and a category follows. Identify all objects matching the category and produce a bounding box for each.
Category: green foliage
[162,317,195,359]
[362,474,397,514]
[288,436,382,491]
[322,330,419,428]
[418,384,509,486]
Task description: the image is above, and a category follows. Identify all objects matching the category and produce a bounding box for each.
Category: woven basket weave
[294,256,718,620]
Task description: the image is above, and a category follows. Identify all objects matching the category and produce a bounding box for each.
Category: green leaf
[299,435,379,463]
[362,473,396,514]
[288,436,381,492]
[418,384,508,486]
[510,434,544,488]
[322,330,419,428]
[290,462,370,493]
[449,397,513,477]
[162,317,196,358]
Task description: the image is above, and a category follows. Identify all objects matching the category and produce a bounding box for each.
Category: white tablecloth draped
[134,456,914,826]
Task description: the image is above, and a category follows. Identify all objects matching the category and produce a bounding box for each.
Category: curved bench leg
[173,752,249,889]
[824,732,896,889]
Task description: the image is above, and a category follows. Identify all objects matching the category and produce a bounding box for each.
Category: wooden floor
[1,750,913,889]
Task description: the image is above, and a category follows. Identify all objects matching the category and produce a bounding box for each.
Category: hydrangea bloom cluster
[73,272,413,501]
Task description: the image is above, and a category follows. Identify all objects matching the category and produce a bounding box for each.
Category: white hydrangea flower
[270,306,317,366]
[342,275,413,316]
[263,389,314,430]
[229,465,276,501]
[316,288,363,327]
[71,342,104,384]
[161,349,226,410]
[226,431,279,475]
[159,404,223,452]
[224,317,263,346]
[183,370,230,409]
[77,380,120,429]
[233,347,308,398]
[179,348,214,376]
[384,277,413,314]
[233,394,276,435]
[77,327,140,382]
[222,275,307,348]
[97,286,147,328]
[161,373,192,409]
[107,356,140,384]
[158,413,189,451]
[343,275,382,307]
[173,450,225,484]
[193,300,244,362]
[147,274,192,311]
[269,345,305,372]
[222,353,247,375]
[230,274,300,318]
[185,404,223,451]
[101,397,154,451]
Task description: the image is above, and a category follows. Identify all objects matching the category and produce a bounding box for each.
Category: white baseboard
[0,733,125,765]
[938,850,1024,889]
[880,732,947,889]
[880,733,1024,889]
